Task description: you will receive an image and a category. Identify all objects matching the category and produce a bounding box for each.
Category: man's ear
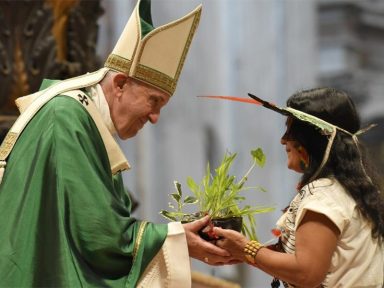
[112,73,128,97]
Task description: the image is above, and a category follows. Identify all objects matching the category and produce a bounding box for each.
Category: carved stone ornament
[0,0,103,119]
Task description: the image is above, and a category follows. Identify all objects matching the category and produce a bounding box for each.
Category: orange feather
[197,95,262,105]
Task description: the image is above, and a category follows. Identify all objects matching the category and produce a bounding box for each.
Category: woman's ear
[296,145,310,170]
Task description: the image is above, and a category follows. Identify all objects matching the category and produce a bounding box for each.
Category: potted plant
[160,148,274,241]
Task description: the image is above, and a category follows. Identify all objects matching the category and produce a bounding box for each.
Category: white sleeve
[137,222,191,288]
[295,190,350,233]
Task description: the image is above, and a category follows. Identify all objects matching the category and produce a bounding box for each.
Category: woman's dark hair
[286,87,384,240]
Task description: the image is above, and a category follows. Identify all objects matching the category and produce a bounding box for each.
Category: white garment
[277,178,384,288]
[85,84,117,134]
[88,84,192,287]
[137,222,191,288]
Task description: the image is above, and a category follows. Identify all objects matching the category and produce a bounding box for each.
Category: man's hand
[182,215,239,265]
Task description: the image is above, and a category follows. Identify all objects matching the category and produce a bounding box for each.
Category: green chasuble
[0,81,168,287]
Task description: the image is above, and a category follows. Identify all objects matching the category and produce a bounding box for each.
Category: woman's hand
[213,227,249,262]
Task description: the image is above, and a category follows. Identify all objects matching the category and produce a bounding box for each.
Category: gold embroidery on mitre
[0,132,18,160]
[104,54,132,74]
[172,9,201,90]
[104,55,177,95]
[135,64,175,95]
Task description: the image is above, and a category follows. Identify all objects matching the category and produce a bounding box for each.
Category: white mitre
[104,0,202,96]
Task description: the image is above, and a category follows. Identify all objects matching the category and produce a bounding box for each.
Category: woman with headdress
[213,88,384,287]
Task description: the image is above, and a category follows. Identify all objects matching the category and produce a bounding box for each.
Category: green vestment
[0,80,168,287]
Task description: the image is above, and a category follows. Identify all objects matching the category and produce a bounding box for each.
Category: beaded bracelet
[244,240,264,264]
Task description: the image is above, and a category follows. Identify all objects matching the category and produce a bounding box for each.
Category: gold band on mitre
[104,0,202,96]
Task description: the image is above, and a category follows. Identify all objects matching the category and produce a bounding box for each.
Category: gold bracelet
[244,240,264,264]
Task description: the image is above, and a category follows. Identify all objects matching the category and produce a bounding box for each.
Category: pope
[0,0,233,287]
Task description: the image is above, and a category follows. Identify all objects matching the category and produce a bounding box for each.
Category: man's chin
[119,130,139,140]
[117,131,137,140]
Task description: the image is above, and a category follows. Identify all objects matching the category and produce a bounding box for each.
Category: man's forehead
[148,86,170,101]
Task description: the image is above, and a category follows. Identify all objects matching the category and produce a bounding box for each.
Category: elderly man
[0,0,232,287]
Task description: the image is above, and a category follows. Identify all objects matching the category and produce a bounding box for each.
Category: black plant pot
[199,216,243,241]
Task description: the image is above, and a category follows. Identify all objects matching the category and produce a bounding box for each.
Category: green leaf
[247,214,258,241]
[184,196,198,204]
[174,181,182,197]
[168,202,175,209]
[159,210,178,221]
[259,186,267,192]
[251,148,266,167]
[170,193,181,202]
[186,177,199,196]
[234,196,246,201]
